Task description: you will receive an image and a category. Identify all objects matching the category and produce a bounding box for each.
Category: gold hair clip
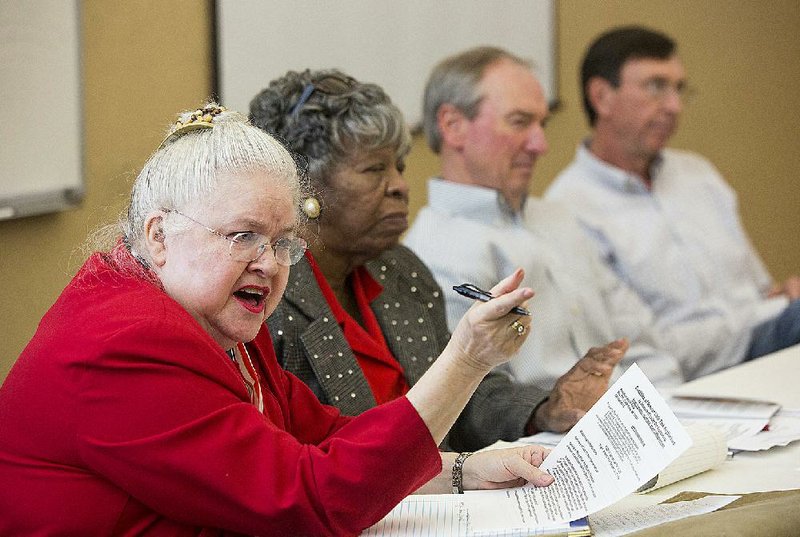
[159,105,227,148]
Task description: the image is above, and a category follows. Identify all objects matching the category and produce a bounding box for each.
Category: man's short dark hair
[581,26,676,126]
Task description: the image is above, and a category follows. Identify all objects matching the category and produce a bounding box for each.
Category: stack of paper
[727,413,800,451]
[668,395,800,451]
[364,365,691,536]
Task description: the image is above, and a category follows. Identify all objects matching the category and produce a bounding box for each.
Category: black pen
[452,283,531,316]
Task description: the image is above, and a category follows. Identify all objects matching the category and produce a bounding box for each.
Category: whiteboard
[217,0,557,128]
[0,0,83,220]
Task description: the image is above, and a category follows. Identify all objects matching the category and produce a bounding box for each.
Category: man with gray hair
[405,46,684,389]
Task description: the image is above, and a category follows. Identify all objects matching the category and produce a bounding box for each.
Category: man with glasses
[405,46,683,391]
[546,26,800,380]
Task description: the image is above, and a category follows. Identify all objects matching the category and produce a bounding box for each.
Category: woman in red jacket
[0,104,550,536]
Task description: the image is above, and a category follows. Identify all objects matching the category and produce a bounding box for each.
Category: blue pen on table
[452,283,531,316]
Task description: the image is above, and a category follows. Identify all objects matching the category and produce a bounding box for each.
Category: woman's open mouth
[233,286,269,314]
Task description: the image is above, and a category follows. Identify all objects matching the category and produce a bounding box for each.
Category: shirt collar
[304,250,384,326]
[350,264,384,303]
[426,177,524,226]
[576,139,665,194]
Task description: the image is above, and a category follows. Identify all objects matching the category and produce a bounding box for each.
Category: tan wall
[0,1,214,379]
[406,0,800,279]
[2,0,798,380]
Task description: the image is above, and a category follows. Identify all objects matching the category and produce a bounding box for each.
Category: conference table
[595,342,800,517]
[367,345,800,536]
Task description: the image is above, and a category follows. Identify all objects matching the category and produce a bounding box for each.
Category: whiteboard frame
[0,0,84,221]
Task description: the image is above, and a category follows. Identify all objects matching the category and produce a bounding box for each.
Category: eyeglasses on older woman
[161,207,307,266]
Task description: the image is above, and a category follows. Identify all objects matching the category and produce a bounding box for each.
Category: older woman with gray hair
[0,104,556,535]
[249,69,625,455]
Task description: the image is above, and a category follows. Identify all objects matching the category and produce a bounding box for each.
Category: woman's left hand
[462,445,554,490]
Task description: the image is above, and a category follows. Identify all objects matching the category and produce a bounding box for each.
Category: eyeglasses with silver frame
[161,208,307,267]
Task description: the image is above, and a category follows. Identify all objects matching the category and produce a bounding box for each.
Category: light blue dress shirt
[547,144,787,380]
[404,179,683,390]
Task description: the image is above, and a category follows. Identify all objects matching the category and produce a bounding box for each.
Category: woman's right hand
[447,268,534,372]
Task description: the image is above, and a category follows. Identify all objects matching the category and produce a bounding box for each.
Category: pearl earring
[302,197,321,219]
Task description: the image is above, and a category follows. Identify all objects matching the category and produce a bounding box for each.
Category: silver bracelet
[451,451,474,494]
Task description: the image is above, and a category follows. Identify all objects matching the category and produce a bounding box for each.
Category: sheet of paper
[514,431,564,448]
[590,494,739,537]
[360,494,577,536]
[669,395,781,446]
[777,407,800,418]
[728,415,800,451]
[466,364,691,532]
[677,417,766,443]
[669,396,780,420]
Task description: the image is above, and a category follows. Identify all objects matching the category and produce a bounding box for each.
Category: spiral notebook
[360,494,591,536]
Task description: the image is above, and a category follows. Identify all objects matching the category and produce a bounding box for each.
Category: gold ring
[510,320,526,336]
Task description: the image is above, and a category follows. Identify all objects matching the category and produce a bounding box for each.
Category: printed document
[467,364,691,531]
[365,364,691,535]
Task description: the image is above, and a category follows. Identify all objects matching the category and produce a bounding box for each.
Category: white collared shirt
[546,143,786,380]
[404,178,682,390]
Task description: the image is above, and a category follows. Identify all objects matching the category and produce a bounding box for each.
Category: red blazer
[0,251,439,536]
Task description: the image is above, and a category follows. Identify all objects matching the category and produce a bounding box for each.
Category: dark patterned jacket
[267,244,548,451]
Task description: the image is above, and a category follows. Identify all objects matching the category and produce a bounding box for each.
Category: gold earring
[302,197,321,219]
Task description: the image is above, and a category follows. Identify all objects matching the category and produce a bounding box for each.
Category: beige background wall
[1,0,798,380]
